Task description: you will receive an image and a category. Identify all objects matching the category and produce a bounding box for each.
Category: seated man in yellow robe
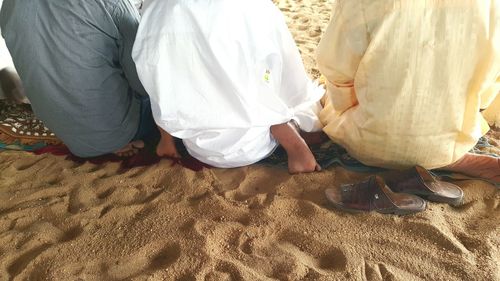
[318,0,499,182]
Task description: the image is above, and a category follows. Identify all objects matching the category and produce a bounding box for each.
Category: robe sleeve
[316,0,369,113]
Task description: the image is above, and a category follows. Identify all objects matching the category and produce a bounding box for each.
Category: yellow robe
[318,0,500,169]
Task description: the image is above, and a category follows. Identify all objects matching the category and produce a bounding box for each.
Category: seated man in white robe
[133,0,324,173]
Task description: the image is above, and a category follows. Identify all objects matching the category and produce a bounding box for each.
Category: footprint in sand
[5,222,84,280]
[7,243,52,279]
[233,227,348,279]
[211,168,248,193]
[364,261,421,281]
[123,166,149,178]
[44,173,64,185]
[67,185,100,214]
[404,221,469,255]
[68,180,165,216]
[204,261,243,281]
[106,242,181,280]
[11,156,44,171]
[60,225,84,242]
[220,168,289,204]
[96,186,117,200]
[277,229,348,273]
[84,163,106,173]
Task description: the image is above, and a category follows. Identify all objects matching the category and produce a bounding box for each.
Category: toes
[115,146,140,158]
[315,163,322,172]
[131,140,145,149]
[114,140,145,157]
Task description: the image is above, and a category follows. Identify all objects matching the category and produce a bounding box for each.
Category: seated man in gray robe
[0,0,155,157]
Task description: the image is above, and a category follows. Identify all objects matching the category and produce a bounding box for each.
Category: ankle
[282,135,308,153]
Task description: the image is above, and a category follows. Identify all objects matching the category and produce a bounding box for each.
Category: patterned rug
[0,100,61,151]
[260,141,387,173]
[260,134,499,187]
[0,99,498,186]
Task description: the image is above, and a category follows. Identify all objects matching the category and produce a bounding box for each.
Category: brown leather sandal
[325,176,427,215]
[381,166,464,206]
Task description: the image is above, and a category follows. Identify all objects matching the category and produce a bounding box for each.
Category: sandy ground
[1,0,499,280]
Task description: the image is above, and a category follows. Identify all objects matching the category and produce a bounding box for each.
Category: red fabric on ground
[33,144,211,172]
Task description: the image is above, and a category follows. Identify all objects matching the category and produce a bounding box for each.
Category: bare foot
[439,153,500,183]
[156,127,180,158]
[114,140,145,157]
[271,122,321,174]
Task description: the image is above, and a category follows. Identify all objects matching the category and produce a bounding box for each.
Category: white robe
[133,0,324,168]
